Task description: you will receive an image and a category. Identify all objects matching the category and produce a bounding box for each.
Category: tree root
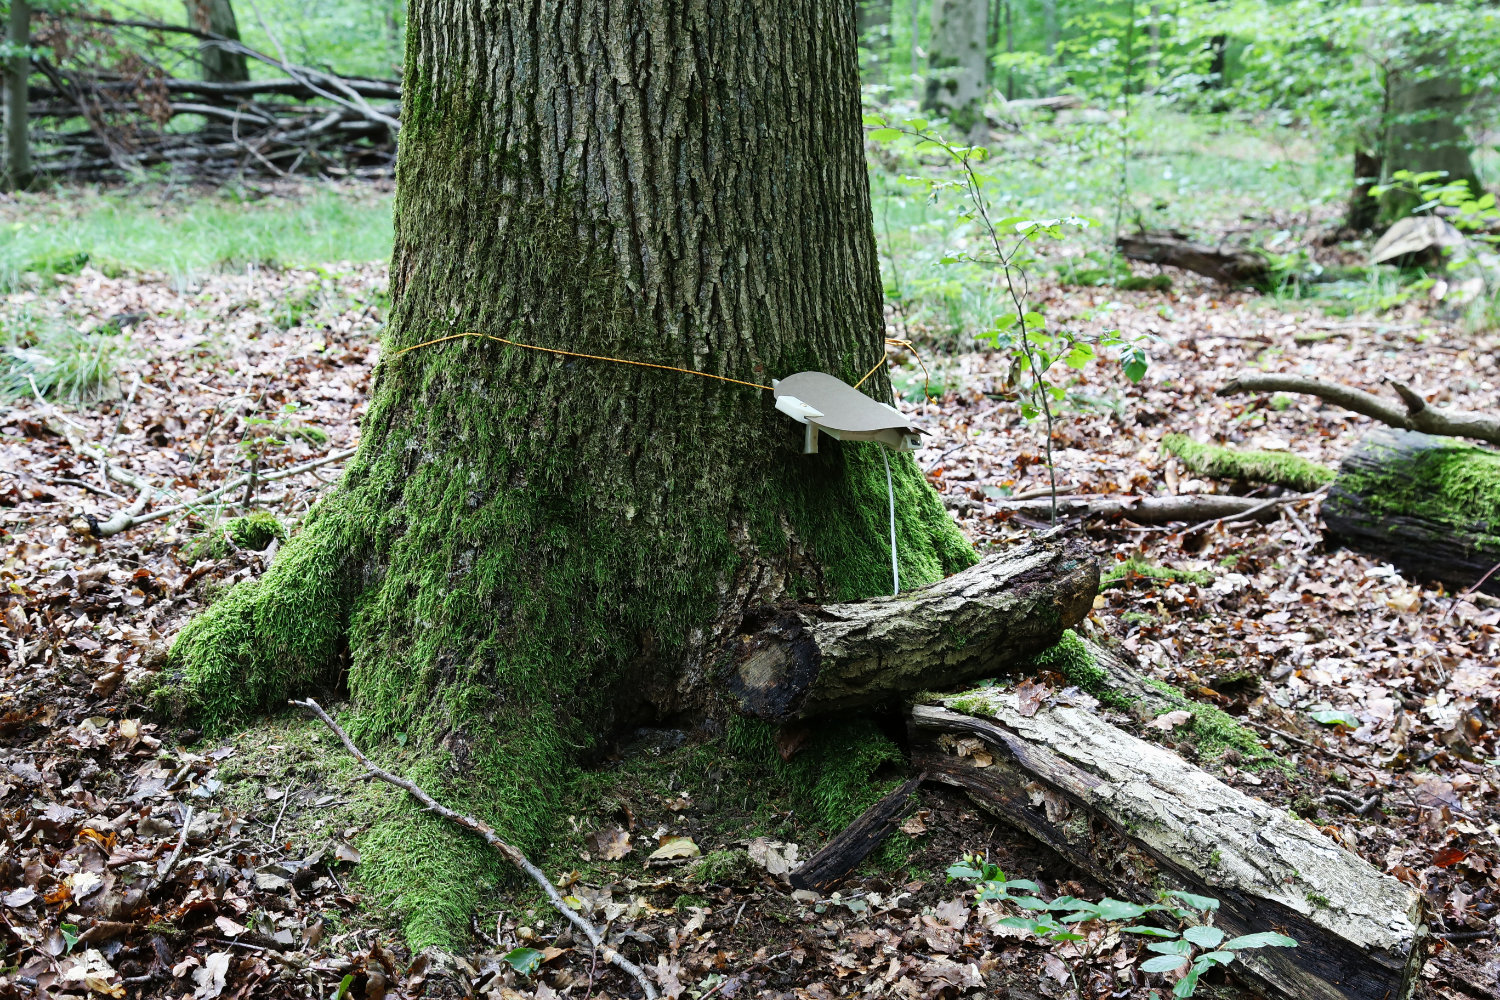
[292,699,660,1000]
[1217,372,1500,446]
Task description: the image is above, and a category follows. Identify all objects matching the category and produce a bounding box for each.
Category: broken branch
[292,698,659,1000]
[1217,372,1500,446]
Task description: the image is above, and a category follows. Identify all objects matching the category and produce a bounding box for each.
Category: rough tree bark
[159,0,976,949]
[1379,42,1480,222]
[924,0,990,136]
[182,0,249,84]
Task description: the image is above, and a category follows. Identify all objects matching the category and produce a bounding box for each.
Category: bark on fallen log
[1323,427,1500,596]
[1217,372,1500,447]
[789,776,922,892]
[910,691,1427,1000]
[1116,231,1271,287]
[722,539,1098,722]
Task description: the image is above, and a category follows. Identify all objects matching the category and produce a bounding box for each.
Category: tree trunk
[1323,427,1500,596]
[1379,43,1480,222]
[3,0,30,192]
[1346,147,1382,232]
[183,0,249,84]
[1116,230,1270,286]
[925,0,989,137]
[857,0,893,83]
[161,0,974,950]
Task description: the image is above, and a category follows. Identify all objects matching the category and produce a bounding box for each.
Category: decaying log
[1323,427,1500,596]
[789,776,922,892]
[723,539,1098,722]
[1116,231,1270,287]
[1217,372,1500,447]
[910,693,1427,1000]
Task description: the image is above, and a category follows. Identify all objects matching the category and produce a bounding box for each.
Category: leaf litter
[2,189,1499,998]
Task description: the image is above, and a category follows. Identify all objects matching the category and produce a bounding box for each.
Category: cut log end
[722,539,1099,722]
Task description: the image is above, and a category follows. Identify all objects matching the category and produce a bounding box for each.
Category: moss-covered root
[1162,433,1335,492]
[152,494,366,730]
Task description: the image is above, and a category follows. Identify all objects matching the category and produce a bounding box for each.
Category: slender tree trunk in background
[3,0,30,192]
[1379,45,1481,221]
[1004,0,1014,100]
[1347,147,1383,231]
[858,0,893,84]
[163,0,972,950]
[182,0,249,84]
[1042,0,1059,58]
[925,0,990,136]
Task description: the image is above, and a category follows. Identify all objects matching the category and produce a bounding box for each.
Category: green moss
[1337,437,1500,551]
[187,511,289,560]
[1162,433,1335,492]
[1032,629,1106,692]
[688,849,755,886]
[1100,557,1213,590]
[726,717,905,830]
[1142,678,1290,773]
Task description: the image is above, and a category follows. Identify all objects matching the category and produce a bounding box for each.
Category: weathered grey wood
[1323,428,1500,596]
[910,696,1427,1000]
[723,539,1099,722]
[789,776,921,892]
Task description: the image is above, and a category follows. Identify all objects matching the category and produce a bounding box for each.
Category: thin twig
[149,806,195,895]
[292,698,658,999]
[267,786,294,846]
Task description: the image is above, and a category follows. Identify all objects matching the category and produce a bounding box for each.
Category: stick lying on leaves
[291,699,659,999]
[1217,371,1500,446]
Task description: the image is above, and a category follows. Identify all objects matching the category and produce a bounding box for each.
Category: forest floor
[2,188,1500,1000]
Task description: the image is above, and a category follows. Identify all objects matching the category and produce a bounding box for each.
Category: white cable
[882,447,899,596]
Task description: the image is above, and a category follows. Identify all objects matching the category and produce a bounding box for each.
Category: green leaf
[1222,931,1298,951]
[503,947,546,975]
[1182,925,1225,948]
[1022,311,1047,330]
[1147,940,1193,956]
[946,863,982,881]
[1046,896,1090,912]
[1123,352,1148,383]
[903,117,929,131]
[1164,890,1220,912]
[1063,343,1095,370]
[867,128,902,142]
[1309,710,1359,728]
[1005,878,1040,892]
[861,113,887,127]
[1013,894,1050,910]
[1140,954,1190,973]
[1172,967,1202,998]
[334,974,355,1000]
[1196,950,1237,967]
[998,916,1041,933]
[1121,926,1180,938]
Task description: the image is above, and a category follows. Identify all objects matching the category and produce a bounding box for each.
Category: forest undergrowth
[1,175,1499,999]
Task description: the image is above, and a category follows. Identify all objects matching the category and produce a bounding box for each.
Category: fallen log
[1217,372,1500,447]
[722,539,1098,722]
[1116,231,1271,287]
[910,687,1427,1000]
[989,490,1318,526]
[789,776,922,892]
[1323,427,1500,596]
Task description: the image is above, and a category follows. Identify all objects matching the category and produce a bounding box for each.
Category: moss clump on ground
[1340,436,1500,547]
[1100,556,1212,590]
[1162,433,1335,492]
[1141,678,1289,773]
[726,717,906,831]
[188,511,289,560]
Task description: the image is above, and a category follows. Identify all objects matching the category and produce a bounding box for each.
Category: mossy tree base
[158,0,980,952]
[1323,427,1500,596]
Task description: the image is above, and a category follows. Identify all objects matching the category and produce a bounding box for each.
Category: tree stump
[1323,427,1500,595]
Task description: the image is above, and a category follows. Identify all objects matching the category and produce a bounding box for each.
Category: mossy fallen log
[910,681,1428,1000]
[1162,433,1335,492]
[1323,427,1500,595]
[722,539,1098,722]
[1116,231,1271,287]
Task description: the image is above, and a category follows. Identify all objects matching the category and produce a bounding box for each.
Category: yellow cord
[388,331,930,399]
[386,331,774,392]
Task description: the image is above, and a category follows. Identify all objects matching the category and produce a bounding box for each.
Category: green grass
[0,183,393,291]
[1,309,131,404]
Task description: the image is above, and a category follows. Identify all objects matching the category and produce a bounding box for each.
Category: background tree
[3,0,30,191]
[183,0,248,84]
[925,0,990,134]
[160,0,973,948]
